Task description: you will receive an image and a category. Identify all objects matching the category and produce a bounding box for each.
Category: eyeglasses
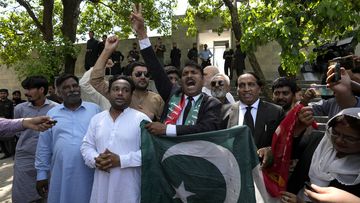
[134,71,150,78]
[329,127,360,143]
[211,80,225,87]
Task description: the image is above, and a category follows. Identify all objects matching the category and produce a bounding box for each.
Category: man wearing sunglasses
[202,66,235,104]
[91,52,164,121]
[130,5,222,136]
[210,73,233,105]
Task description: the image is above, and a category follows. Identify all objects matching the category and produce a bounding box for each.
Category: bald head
[203,66,219,88]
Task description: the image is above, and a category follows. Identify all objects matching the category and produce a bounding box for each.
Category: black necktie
[183,97,193,124]
[244,106,255,135]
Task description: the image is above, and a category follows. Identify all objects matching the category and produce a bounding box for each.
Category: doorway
[212,40,229,74]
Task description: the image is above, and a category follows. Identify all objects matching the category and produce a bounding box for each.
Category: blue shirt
[35,101,101,203]
[199,49,213,60]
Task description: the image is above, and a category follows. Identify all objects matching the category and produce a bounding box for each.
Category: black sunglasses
[134,71,150,78]
[211,80,225,87]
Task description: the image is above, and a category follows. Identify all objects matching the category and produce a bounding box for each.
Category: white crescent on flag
[161,140,241,203]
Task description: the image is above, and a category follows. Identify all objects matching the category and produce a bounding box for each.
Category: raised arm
[90,36,120,100]
[130,3,173,101]
[326,66,358,109]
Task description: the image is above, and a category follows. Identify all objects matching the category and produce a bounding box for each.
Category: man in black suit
[225,72,284,165]
[130,5,222,136]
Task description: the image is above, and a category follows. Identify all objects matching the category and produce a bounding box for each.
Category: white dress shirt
[237,99,260,126]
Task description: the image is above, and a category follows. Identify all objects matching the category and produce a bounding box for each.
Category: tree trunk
[42,0,54,42]
[61,0,82,74]
[225,0,272,100]
[64,55,77,74]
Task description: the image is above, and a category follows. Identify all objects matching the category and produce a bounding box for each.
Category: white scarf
[309,108,360,187]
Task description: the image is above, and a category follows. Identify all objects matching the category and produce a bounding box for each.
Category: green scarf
[165,93,203,125]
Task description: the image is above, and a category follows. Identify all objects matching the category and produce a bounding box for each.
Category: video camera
[312,37,358,73]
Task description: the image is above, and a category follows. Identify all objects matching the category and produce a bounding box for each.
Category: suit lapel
[227,102,240,128]
[254,100,266,138]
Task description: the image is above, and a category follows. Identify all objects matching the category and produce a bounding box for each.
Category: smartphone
[328,58,342,82]
[47,120,57,125]
[304,181,316,192]
[332,62,341,82]
[310,84,334,97]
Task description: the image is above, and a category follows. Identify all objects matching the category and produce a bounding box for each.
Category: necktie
[244,106,255,135]
[182,97,193,124]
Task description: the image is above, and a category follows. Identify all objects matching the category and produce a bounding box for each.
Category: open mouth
[185,80,196,87]
[243,93,252,98]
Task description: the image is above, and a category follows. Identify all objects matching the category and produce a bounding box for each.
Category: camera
[311,37,358,73]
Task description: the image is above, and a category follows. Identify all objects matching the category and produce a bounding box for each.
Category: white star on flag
[172,181,196,203]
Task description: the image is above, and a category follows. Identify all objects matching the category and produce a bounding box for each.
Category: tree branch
[16,0,45,35]
[97,1,117,13]
[223,0,234,10]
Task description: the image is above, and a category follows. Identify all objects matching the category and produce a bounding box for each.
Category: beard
[64,92,81,104]
[135,82,148,91]
[282,102,292,111]
[211,89,227,98]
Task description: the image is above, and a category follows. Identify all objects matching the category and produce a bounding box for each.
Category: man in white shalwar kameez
[81,66,150,203]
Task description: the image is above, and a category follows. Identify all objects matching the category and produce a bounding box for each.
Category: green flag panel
[140,121,260,203]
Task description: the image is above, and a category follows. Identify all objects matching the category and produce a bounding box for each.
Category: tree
[0,0,174,80]
[181,0,360,98]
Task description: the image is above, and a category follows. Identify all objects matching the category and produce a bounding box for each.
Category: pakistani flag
[140,121,277,203]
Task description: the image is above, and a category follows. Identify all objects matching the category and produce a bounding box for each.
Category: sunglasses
[211,80,225,87]
[134,71,150,78]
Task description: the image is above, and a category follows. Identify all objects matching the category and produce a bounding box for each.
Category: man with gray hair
[210,73,233,104]
[202,66,235,104]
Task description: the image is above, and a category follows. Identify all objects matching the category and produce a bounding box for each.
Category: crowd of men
[1,4,360,203]
[84,26,247,79]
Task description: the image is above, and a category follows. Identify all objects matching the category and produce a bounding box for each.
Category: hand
[326,66,351,93]
[94,149,120,172]
[297,106,314,127]
[104,36,119,54]
[145,122,166,135]
[304,184,360,203]
[257,147,273,168]
[280,191,298,203]
[22,116,55,131]
[36,179,49,198]
[293,106,314,137]
[130,3,147,39]
[301,88,316,105]
[303,88,316,100]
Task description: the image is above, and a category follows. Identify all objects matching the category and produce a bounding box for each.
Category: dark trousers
[201,59,211,69]
[224,60,232,78]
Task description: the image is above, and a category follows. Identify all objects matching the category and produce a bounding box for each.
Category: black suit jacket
[225,100,284,148]
[140,46,222,135]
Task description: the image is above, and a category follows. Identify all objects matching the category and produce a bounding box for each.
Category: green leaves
[183,0,360,75]
[0,0,175,78]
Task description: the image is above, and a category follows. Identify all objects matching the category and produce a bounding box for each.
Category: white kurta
[81,108,150,203]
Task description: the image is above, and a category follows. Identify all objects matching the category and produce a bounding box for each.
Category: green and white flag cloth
[140,121,277,203]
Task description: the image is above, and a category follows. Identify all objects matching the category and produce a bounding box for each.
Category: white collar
[239,99,260,110]
[184,94,201,102]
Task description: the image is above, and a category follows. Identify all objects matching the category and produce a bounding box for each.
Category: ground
[0,152,13,203]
